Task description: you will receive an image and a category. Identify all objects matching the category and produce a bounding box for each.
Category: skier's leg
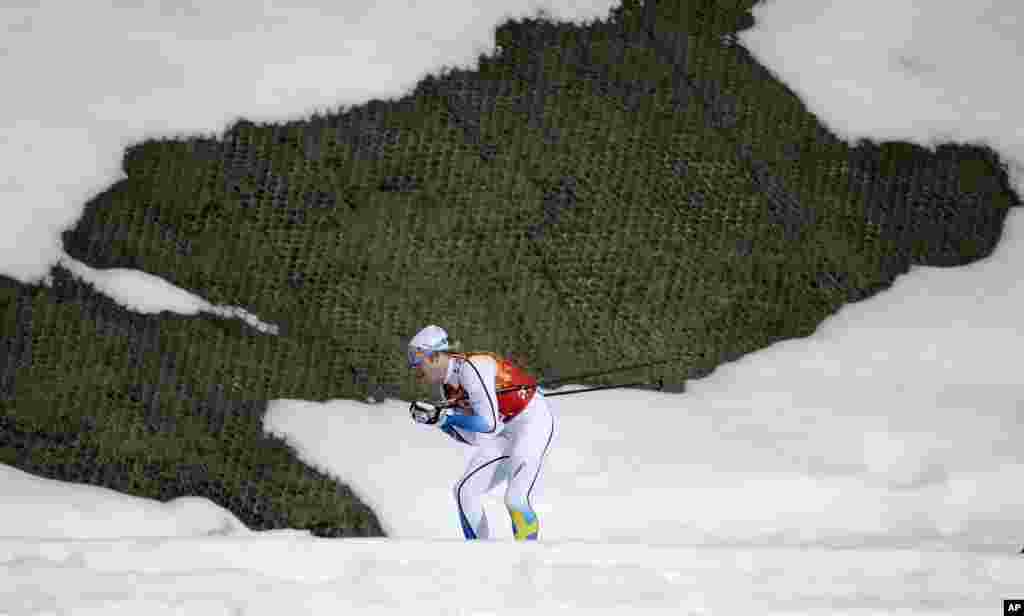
[504,400,555,541]
[504,457,540,540]
[453,445,508,540]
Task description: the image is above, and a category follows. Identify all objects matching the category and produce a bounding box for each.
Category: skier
[406,324,556,541]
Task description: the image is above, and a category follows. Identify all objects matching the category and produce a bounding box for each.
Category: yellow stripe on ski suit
[510,509,539,540]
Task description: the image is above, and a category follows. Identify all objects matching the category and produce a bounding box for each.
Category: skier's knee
[504,483,529,512]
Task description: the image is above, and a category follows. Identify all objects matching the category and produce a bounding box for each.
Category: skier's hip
[502,391,551,436]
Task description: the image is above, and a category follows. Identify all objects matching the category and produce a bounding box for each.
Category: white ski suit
[436,352,556,540]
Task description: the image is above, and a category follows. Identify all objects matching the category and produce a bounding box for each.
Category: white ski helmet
[407,324,450,368]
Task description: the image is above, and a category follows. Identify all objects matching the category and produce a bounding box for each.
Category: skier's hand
[410,400,439,424]
[410,401,451,426]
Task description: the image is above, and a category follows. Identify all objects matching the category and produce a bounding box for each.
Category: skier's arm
[442,411,496,433]
[440,357,502,436]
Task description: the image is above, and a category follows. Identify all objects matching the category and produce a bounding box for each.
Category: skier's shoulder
[451,351,499,369]
[445,353,496,389]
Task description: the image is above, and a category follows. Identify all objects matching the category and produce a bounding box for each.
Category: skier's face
[414,353,446,384]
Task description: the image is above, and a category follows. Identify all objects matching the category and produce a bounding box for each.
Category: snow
[1,0,1023,613]
[52,258,278,333]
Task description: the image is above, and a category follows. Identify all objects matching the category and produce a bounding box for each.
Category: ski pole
[502,378,664,397]
[512,353,695,389]
[436,378,664,408]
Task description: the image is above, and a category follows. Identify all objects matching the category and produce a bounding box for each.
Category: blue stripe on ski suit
[442,411,496,433]
[440,424,471,445]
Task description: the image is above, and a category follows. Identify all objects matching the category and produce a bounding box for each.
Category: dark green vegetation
[1,0,1019,537]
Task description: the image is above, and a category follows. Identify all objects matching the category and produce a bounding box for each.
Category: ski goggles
[407,347,436,369]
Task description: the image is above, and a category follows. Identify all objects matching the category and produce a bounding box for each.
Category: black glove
[410,400,447,425]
